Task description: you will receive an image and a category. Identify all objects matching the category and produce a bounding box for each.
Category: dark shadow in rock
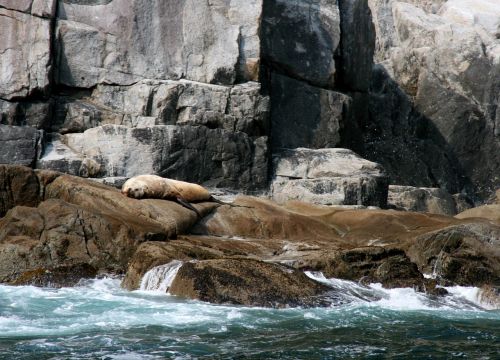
[362,65,474,199]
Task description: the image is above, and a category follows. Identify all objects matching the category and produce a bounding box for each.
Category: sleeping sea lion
[121,175,240,216]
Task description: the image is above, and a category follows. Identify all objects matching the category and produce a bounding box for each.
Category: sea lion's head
[122,178,147,199]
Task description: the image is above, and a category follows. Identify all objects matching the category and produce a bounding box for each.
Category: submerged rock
[169,258,332,308]
[317,247,424,290]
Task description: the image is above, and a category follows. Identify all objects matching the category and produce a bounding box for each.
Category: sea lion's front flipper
[176,197,201,218]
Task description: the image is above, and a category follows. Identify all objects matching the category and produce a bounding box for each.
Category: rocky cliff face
[0,0,499,201]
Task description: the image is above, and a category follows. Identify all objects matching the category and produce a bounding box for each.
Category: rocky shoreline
[1,164,498,308]
[0,1,499,308]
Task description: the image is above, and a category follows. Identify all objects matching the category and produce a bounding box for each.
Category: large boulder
[0,7,52,99]
[169,259,331,308]
[122,235,280,290]
[388,185,461,215]
[312,246,426,290]
[271,148,388,207]
[407,223,500,286]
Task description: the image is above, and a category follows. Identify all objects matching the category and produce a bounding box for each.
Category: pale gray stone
[271,148,388,207]
[55,0,262,88]
[39,125,268,190]
[0,8,52,100]
[54,80,269,136]
[0,0,56,17]
[367,0,500,200]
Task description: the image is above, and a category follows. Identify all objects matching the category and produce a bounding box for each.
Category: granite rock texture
[271,148,388,207]
[0,0,498,202]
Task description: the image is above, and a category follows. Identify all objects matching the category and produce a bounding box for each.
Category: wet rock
[169,258,331,308]
[319,247,424,289]
[388,185,457,215]
[408,223,500,286]
[0,171,219,283]
[122,235,280,291]
[8,263,97,287]
[478,285,500,310]
[271,148,388,207]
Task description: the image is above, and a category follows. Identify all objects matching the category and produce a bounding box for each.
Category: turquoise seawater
[0,276,499,359]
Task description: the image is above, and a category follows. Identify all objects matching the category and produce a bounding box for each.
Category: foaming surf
[0,271,498,358]
[305,271,496,311]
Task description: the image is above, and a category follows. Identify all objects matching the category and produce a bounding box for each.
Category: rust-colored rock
[0,166,219,285]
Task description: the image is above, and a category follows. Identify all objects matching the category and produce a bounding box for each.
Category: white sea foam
[139,260,184,293]
[305,271,490,311]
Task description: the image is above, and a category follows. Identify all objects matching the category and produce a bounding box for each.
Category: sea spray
[139,260,184,293]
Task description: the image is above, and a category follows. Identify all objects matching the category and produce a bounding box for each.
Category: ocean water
[0,268,499,359]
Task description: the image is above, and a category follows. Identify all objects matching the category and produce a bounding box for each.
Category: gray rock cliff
[0,0,498,202]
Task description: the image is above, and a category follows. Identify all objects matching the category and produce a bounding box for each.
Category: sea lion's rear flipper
[209,196,252,209]
[176,197,201,218]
